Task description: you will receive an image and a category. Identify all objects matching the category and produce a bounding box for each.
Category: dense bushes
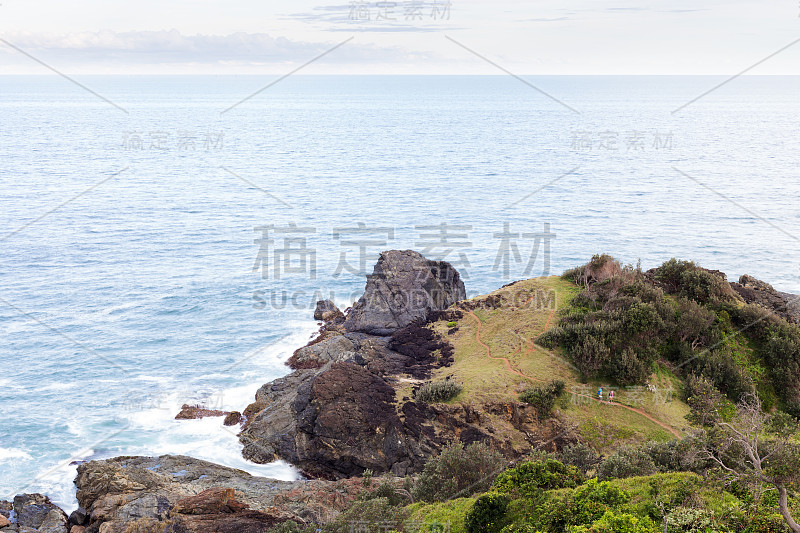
[326,498,409,533]
[542,256,784,402]
[569,510,659,532]
[597,447,657,481]
[412,441,505,502]
[557,442,602,475]
[538,479,632,532]
[519,380,566,418]
[493,459,583,499]
[417,379,463,403]
[465,493,511,533]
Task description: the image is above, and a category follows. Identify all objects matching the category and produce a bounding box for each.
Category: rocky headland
[3,251,799,533]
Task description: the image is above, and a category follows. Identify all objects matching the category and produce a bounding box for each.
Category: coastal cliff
[4,251,800,533]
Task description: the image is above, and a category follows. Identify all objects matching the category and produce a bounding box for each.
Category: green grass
[425,276,690,451]
[406,497,475,533]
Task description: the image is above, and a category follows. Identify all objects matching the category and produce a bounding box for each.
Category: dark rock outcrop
[10,493,68,533]
[67,508,88,528]
[343,250,466,336]
[239,251,473,478]
[313,300,344,323]
[731,274,800,324]
[223,411,243,426]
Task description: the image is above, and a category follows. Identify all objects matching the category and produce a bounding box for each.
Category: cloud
[0,29,437,67]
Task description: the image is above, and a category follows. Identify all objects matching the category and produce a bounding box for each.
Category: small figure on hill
[608,390,614,403]
[597,387,603,401]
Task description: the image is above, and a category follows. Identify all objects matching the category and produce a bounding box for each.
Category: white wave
[0,447,33,461]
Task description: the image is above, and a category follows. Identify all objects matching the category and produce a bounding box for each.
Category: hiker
[597,387,603,401]
[609,390,614,403]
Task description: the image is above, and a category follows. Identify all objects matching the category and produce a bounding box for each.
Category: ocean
[1,75,798,510]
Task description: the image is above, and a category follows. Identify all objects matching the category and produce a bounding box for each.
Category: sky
[1,0,799,74]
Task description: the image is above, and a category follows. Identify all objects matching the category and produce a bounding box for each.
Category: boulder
[0,515,9,528]
[12,494,68,533]
[223,411,243,426]
[68,507,88,526]
[343,250,466,335]
[313,300,343,323]
[70,527,86,533]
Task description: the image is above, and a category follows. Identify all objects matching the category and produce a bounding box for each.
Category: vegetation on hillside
[266,256,800,533]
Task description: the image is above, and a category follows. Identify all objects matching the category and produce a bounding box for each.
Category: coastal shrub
[465,493,511,533]
[519,380,565,418]
[557,442,602,475]
[663,507,719,533]
[641,440,701,474]
[327,498,409,533]
[683,375,735,427]
[493,459,583,500]
[412,441,505,502]
[359,473,412,506]
[568,510,660,533]
[597,447,657,481]
[417,380,463,403]
[538,479,631,532]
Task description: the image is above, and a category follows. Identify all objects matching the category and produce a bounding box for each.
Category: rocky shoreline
[3,251,799,533]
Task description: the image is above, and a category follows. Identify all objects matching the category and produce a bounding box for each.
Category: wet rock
[240,368,322,463]
[223,411,243,426]
[343,250,465,335]
[175,404,230,420]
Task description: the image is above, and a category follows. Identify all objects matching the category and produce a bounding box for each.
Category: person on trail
[598,387,603,401]
[609,390,614,403]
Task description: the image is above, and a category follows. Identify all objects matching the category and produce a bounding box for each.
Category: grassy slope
[425,276,691,453]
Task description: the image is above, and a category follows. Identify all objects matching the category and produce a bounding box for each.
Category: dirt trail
[466,309,682,439]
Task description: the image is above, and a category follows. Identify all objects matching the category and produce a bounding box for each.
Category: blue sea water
[1,75,799,510]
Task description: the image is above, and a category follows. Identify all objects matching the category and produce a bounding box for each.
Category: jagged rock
[12,494,68,533]
[343,250,466,335]
[175,404,229,420]
[68,507,88,526]
[286,333,356,370]
[240,367,322,462]
[223,411,243,426]
[313,300,343,323]
[171,489,246,515]
[74,455,364,531]
[732,274,800,324]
